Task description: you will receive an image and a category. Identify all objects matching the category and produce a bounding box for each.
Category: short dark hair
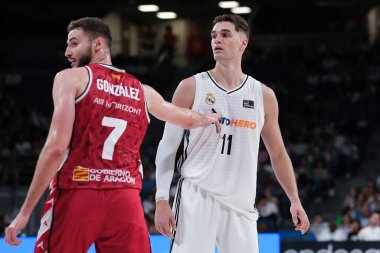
[67,17,112,49]
[213,14,250,39]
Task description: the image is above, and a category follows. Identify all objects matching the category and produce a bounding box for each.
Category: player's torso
[56,64,149,190]
[179,71,264,216]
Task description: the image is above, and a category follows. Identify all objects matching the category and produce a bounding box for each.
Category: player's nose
[64,47,72,58]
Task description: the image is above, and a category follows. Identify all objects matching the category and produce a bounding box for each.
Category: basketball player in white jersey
[154,14,310,253]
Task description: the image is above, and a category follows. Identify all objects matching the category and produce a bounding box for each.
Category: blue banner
[0,233,279,253]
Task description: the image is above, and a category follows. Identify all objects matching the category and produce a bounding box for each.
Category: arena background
[1,0,380,252]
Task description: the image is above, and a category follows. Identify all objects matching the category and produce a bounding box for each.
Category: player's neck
[91,53,112,66]
[211,64,245,89]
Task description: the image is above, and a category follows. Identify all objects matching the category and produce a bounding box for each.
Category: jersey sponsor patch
[111,73,121,81]
[73,166,89,181]
[243,100,254,109]
[220,117,257,130]
[73,166,136,184]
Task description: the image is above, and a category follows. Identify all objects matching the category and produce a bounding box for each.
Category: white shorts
[170,178,259,253]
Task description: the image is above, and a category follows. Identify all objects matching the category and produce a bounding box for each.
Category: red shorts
[35,188,151,253]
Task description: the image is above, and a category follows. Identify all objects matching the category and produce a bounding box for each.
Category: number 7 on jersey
[101,116,127,160]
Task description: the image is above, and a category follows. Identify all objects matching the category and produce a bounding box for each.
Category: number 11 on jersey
[221,134,232,155]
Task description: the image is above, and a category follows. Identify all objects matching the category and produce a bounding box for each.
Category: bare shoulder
[55,67,88,85]
[54,67,89,95]
[176,76,196,93]
[141,84,155,95]
[172,76,196,107]
[261,83,277,102]
[260,84,279,117]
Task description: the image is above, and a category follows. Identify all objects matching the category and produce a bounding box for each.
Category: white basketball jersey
[177,71,265,220]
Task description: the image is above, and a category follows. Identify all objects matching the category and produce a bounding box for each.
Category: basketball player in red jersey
[5,17,220,253]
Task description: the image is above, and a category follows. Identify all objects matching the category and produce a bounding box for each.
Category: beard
[77,47,92,67]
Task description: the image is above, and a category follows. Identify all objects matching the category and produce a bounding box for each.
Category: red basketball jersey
[54,63,149,190]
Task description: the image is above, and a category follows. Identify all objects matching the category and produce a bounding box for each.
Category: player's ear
[94,37,105,51]
[240,38,248,50]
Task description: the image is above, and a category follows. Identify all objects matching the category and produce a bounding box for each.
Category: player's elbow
[271,150,290,164]
[43,142,68,158]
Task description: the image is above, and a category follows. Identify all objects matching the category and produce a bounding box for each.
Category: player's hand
[206,110,221,134]
[155,200,176,238]
[5,212,30,246]
[290,201,309,234]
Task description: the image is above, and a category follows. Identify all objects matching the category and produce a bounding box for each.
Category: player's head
[213,14,249,39]
[211,14,249,61]
[65,17,112,68]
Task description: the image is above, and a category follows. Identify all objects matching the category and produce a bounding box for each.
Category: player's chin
[213,54,222,61]
[70,61,81,68]
[213,53,228,62]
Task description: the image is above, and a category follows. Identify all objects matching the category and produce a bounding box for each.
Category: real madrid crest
[205,92,216,105]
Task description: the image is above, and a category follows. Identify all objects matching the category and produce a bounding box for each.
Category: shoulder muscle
[172,76,196,108]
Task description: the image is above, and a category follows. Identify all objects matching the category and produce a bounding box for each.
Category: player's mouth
[214,46,223,53]
[68,59,76,67]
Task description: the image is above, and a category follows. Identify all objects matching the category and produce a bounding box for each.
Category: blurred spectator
[358,202,371,227]
[146,211,158,234]
[158,25,176,65]
[310,213,332,241]
[347,219,361,241]
[339,137,359,178]
[332,213,351,241]
[312,159,329,201]
[369,192,380,214]
[143,193,156,215]
[140,24,157,59]
[357,212,380,241]
[343,186,357,209]
[257,189,280,232]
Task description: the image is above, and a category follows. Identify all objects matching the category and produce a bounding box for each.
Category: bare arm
[260,84,310,234]
[5,68,87,246]
[143,78,220,130]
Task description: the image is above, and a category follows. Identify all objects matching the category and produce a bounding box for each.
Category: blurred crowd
[310,182,380,241]
[0,31,379,240]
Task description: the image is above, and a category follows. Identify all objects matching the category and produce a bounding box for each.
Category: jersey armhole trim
[75,66,92,103]
[140,82,151,124]
[257,81,265,127]
[192,73,202,111]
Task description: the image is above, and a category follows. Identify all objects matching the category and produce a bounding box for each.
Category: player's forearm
[155,123,184,201]
[271,152,300,203]
[165,106,195,129]
[161,103,210,129]
[155,167,175,202]
[187,110,217,129]
[20,146,67,215]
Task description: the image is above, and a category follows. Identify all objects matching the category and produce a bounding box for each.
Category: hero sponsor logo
[220,117,257,130]
[73,166,136,184]
[96,79,140,101]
